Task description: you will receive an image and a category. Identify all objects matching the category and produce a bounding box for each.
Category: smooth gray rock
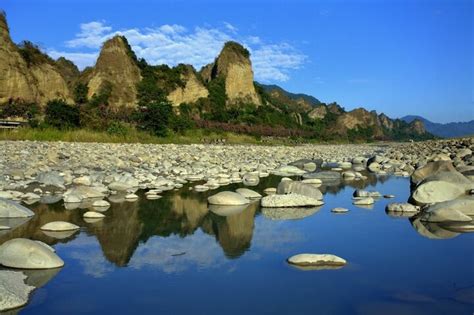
[41,221,80,231]
[277,181,323,200]
[287,253,347,268]
[35,171,65,189]
[236,188,262,199]
[353,197,375,205]
[0,199,35,218]
[0,270,35,312]
[412,181,465,205]
[208,191,249,205]
[420,197,474,222]
[386,203,419,213]
[261,194,323,208]
[0,238,64,269]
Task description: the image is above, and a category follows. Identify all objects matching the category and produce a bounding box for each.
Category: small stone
[353,197,375,205]
[331,207,349,213]
[83,211,105,219]
[287,253,347,269]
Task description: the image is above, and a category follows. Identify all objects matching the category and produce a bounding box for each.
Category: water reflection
[1,173,471,272]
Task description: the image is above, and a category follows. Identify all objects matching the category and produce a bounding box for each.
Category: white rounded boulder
[0,238,64,269]
[41,221,80,231]
[208,191,249,206]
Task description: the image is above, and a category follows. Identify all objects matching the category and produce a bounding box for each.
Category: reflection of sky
[64,217,305,276]
[61,235,115,278]
[129,220,304,273]
[129,230,232,273]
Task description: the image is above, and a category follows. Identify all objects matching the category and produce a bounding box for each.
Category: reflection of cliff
[88,201,143,267]
[204,202,258,258]
[0,202,81,245]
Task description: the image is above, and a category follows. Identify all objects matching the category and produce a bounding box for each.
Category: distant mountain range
[402,115,474,138]
[260,84,322,107]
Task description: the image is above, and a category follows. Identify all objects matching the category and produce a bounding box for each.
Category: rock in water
[277,181,323,200]
[287,253,347,268]
[41,221,80,231]
[353,197,375,205]
[420,197,474,223]
[83,211,105,219]
[385,203,419,213]
[411,161,456,185]
[261,194,323,208]
[0,199,35,218]
[331,207,349,213]
[0,238,64,269]
[208,191,249,205]
[412,181,465,205]
[0,270,35,312]
[235,188,262,199]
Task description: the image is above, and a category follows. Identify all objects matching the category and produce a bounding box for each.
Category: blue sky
[2,0,472,123]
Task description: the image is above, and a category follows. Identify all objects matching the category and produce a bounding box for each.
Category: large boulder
[412,181,466,205]
[35,171,65,189]
[411,161,456,185]
[0,238,64,269]
[0,270,35,312]
[0,199,35,218]
[208,191,249,205]
[235,188,262,199]
[420,197,474,223]
[277,181,323,200]
[261,194,323,208]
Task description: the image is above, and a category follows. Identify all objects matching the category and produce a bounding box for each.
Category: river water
[1,174,473,314]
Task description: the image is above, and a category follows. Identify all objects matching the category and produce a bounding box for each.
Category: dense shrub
[73,83,89,104]
[136,101,173,136]
[0,100,39,120]
[44,99,80,129]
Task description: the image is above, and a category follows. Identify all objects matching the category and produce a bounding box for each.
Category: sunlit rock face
[167,66,208,106]
[84,35,141,108]
[200,41,261,106]
[0,13,72,105]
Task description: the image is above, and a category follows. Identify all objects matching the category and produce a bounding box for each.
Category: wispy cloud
[48,20,307,82]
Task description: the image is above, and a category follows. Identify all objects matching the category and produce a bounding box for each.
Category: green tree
[73,83,89,104]
[45,99,80,129]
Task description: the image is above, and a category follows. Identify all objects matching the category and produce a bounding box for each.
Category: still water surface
[1,175,473,314]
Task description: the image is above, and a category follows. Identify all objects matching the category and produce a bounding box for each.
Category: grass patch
[0,127,266,145]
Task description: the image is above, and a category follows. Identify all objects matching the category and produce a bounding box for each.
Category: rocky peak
[85,35,141,107]
[408,119,426,135]
[378,113,394,130]
[0,13,71,104]
[55,57,80,87]
[0,11,9,40]
[167,65,208,106]
[201,41,261,106]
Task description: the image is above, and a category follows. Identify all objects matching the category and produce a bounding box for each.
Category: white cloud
[223,22,238,33]
[48,49,98,69]
[51,20,307,82]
